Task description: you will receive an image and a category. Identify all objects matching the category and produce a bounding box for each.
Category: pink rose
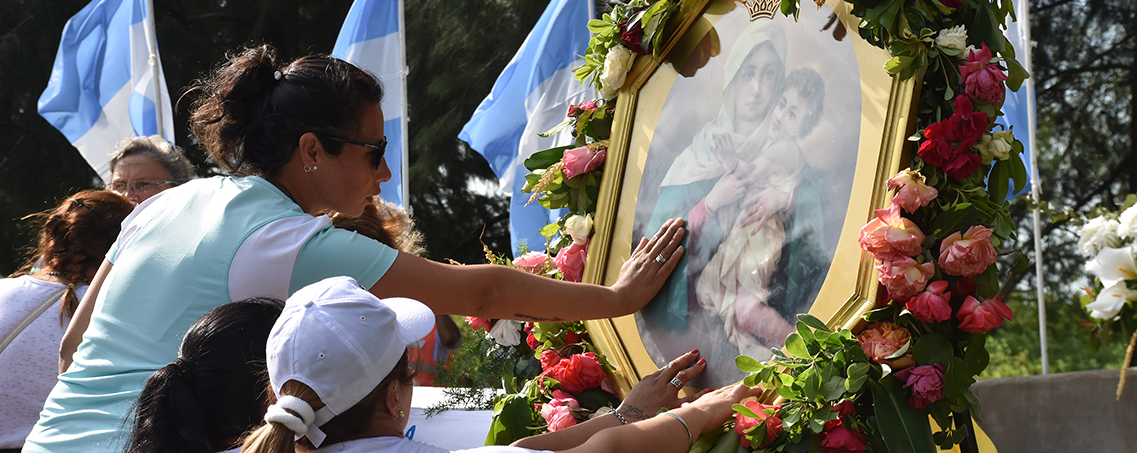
[938,225,998,277]
[513,251,552,274]
[735,401,782,448]
[554,241,588,282]
[540,402,577,431]
[893,364,946,410]
[465,316,491,332]
[876,257,935,298]
[561,146,607,179]
[960,43,1008,105]
[957,295,1013,332]
[858,204,926,261]
[567,100,598,117]
[857,321,911,363]
[887,169,938,213]
[906,280,953,323]
[820,425,867,453]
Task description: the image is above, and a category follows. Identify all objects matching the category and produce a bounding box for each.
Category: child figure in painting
[695,67,826,357]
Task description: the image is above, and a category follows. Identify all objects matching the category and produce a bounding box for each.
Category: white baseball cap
[267,276,434,444]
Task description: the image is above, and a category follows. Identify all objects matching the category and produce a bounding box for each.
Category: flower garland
[483,0,1028,450]
[1075,194,1137,399]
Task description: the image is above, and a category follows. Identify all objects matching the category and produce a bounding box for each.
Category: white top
[312,436,551,453]
[0,276,85,448]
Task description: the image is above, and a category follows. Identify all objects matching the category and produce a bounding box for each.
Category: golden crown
[747,0,779,21]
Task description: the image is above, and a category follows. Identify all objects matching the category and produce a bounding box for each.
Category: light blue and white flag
[998,0,1035,199]
[333,0,409,207]
[458,0,596,254]
[39,0,174,181]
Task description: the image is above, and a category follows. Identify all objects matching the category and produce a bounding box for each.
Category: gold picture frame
[583,0,916,395]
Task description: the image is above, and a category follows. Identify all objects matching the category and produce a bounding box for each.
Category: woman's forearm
[59,259,111,374]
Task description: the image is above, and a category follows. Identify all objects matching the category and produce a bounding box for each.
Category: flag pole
[143,0,164,140]
[1021,0,1048,375]
[397,0,410,216]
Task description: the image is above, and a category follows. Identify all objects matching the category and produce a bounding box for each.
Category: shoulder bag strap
[0,287,68,355]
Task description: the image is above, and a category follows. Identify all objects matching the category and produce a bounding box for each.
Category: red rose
[565,352,606,392]
[820,425,867,453]
[465,316,491,332]
[939,0,961,8]
[735,401,782,448]
[893,364,945,409]
[956,295,1013,332]
[539,349,562,371]
[943,151,982,179]
[564,329,584,344]
[906,280,953,323]
[526,332,541,350]
[951,95,989,151]
[831,400,856,419]
[619,19,648,55]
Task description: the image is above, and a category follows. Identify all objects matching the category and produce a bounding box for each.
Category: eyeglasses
[107,180,177,195]
[324,136,387,169]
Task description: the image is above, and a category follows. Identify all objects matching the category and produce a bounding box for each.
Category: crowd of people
[1,45,762,453]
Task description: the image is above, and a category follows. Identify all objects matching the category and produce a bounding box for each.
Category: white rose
[564,214,593,245]
[600,45,635,96]
[987,135,1012,161]
[488,320,522,347]
[1078,216,1122,258]
[974,134,995,164]
[1118,205,1137,239]
[935,25,968,52]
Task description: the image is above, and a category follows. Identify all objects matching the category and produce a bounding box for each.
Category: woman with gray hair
[107,135,195,204]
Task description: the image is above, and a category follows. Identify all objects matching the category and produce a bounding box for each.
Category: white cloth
[311,436,551,453]
[0,276,85,448]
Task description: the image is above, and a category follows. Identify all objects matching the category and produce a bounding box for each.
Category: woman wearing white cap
[30,45,685,453]
[244,277,761,453]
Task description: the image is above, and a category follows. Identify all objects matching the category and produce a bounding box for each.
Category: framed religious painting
[582,0,917,393]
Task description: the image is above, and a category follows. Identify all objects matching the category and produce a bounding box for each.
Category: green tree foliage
[0,0,546,274]
[992,0,1135,376]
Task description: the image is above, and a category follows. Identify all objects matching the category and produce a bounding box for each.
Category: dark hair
[323,200,425,256]
[12,190,133,322]
[109,135,196,184]
[189,44,384,176]
[126,297,285,453]
[241,352,416,453]
[784,67,825,138]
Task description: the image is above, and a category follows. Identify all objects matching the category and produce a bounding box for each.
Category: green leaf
[974,264,999,297]
[539,223,560,238]
[736,355,765,373]
[932,202,980,238]
[912,333,951,367]
[988,159,1010,203]
[538,117,575,138]
[964,334,990,376]
[733,403,761,418]
[869,378,937,453]
[784,333,809,358]
[524,146,572,171]
[823,375,847,401]
[1008,149,1028,196]
[846,362,870,392]
[486,394,534,445]
[798,314,831,332]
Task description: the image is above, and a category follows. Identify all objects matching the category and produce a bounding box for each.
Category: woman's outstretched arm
[371,218,686,321]
[59,259,112,374]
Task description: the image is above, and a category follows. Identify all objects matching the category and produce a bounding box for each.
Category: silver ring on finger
[655,253,667,265]
[669,377,682,389]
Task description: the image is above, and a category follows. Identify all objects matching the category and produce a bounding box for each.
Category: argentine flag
[333,0,409,207]
[38,0,174,181]
[458,0,597,255]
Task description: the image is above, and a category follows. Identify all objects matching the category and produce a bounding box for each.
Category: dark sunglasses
[323,135,387,169]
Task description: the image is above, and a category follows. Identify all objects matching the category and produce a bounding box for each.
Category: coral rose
[876,257,935,298]
[735,401,782,448]
[893,364,946,410]
[960,43,1008,105]
[938,225,998,277]
[513,251,552,274]
[857,321,911,363]
[541,351,606,393]
[887,168,938,213]
[554,240,588,282]
[906,280,953,323]
[820,425,867,453]
[956,295,1013,332]
[858,204,926,261]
